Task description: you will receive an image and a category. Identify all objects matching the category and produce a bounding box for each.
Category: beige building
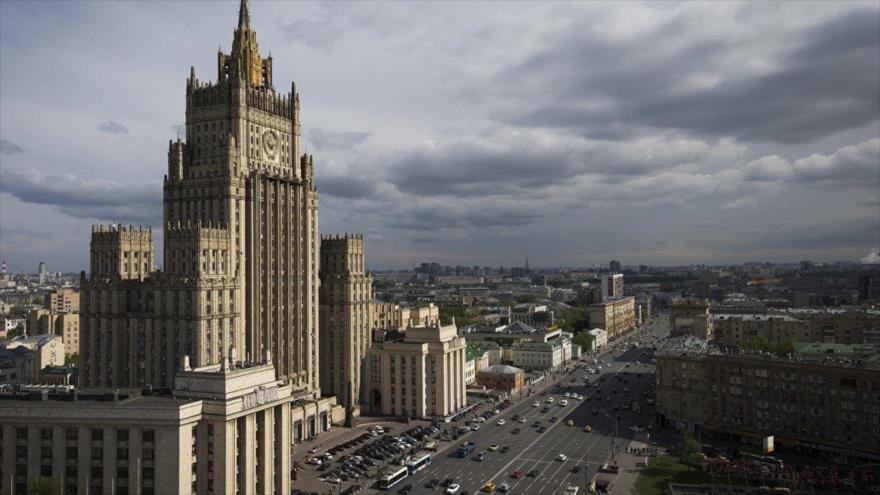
[319,234,372,414]
[601,273,624,299]
[80,0,319,397]
[369,302,439,331]
[588,296,636,341]
[365,323,467,420]
[0,360,340,495]
[28,310,79,357]
[46,288,80,314]
[711,314,807,346]
[670,298,712,339]
[656,338,880,460]
[1,335,65,383]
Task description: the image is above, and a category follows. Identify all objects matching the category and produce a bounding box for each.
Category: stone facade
[319,234,372,413]
[669,298,712,339]
[79,0,319,396]
[477,364,525,394]
[28,310,79,357]
[588,296,636,341]
[365,324,467,420]
[369,302,439,331]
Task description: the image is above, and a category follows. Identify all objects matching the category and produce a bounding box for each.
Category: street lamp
[601,410,620,464]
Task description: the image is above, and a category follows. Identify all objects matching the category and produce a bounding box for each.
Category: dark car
[427,479,440,489]
[398,484,413,494]
[528,469,540,477]
[571,466,580,474]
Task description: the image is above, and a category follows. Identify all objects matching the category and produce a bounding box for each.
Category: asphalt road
[399,316,670,495]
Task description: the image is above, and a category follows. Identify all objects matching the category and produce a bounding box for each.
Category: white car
[556,453,568,461]
[308,445,321,454]
[326,476,341,484]
[446,484,461,494]
[564,392,572,398]
[559,399,569,406]
[497,419,506,426]
[499,482,510,492]
[306,457,322,465]
[475,417,486,423]
[518,417,527,423]
[533,401,541,407]
[546,397,555,403]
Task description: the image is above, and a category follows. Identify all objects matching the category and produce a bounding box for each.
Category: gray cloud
[493,7,880,144]
[96,120,130,135]
[308,128,371,151]
[0,169,160,224]
[318,174,378,199]
[739,138,880,188]
[277,14,344,51]
[0,139,24,155]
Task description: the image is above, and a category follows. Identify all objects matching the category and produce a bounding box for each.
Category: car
[306,457,323,465]
[511,470,524,479]
[308,445,322,454]
[500,445,510,454]
[557,453,568,461]
[517,417,526,423]
[483,482,496,492]
[528,469,540,477]
[326,476,341,484]
[584,425,593,433]
[398,485,413,494]
[474,451,488,461]
[559,399,569,406]
[571,466,580,474]
[566,420,575,426]
[442,478,456,487]
[564,392,572,398]
[489,444,500,451]
[497,419,506,426]
[511,427,521,434]
[546,397,555,403]
[538,427,547,433]
[533,401,541,407]
[446,483,461,494]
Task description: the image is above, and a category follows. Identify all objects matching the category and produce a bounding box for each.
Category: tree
[28,476,61,495]
[572,331,595,352]
[64,353,80,366]
[559,308,589,333]
[675,430,702,470]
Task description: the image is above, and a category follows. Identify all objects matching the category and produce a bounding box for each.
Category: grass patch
[634,455,712,495]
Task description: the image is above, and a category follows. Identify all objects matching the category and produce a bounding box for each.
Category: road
[400,315,670,495]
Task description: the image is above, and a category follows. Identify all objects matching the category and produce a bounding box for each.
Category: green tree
[64,353,80,366]
[559,308,589,333]
[675,430,702,470]
[515,294,535,304]
[28,476,61,495]
[439,307,477,327]
[572,330,595,351]
[9,305,29,317]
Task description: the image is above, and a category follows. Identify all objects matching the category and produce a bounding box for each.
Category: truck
[456,442,476,458]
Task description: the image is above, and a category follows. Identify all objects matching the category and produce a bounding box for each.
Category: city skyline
[1,0,879,272]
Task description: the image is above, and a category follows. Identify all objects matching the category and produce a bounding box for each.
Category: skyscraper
[79,0,319,395]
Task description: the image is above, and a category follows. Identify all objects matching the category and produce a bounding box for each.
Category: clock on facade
[263,130,279,158]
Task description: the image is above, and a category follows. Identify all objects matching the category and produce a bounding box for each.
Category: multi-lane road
[402,316,670,495]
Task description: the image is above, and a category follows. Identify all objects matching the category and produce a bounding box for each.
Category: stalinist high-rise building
[79,0,319,394]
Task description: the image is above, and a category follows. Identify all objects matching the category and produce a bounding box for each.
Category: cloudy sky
[1,1,878,272]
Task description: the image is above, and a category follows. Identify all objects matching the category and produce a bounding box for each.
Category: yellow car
[566,420,575,426]
[583,425,593,433]
[488,444,500,452]
[484,481,496,492]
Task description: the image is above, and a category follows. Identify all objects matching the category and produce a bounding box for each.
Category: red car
[511,470,524,479]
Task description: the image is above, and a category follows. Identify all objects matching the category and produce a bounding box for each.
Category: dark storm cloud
[96,120,130,135]
[317,174,378,199]
[308,128,371,151]
[754,216,880,250]
[0,169,160,223]
[495,7,880,145]
[0,139,24,155]
[384,201,545,232]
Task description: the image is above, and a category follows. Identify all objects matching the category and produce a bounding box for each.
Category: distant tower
[38,261,47,284]
[319,234,373,415]
[1,259,7,276]
[525,254,530,272]
[609,260,622,272]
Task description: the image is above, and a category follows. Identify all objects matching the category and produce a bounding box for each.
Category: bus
[406,452,432,474]
[456,442,476,458]
[378,466,408,490]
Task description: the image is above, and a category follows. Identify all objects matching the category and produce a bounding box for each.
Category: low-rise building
[510,341,566,370]
[589,296,636,341]
[510,304,555,327]
[656,337,880,461]
[0,347,32,385]
[464,343,493,385]
[588,328,608,351]
[477,364,525,394]
[1,335,65,381]
[711,314,806,346]
[370,302,440,331]
[365,323,467,420]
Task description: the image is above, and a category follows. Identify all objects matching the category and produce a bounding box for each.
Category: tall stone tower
[319,234,373,414]
[80,0,320,395]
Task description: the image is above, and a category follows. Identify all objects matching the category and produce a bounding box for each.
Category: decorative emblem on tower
[263,130,278,158]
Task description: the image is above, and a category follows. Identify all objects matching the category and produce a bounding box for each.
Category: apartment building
[589,296,636,341]
[656,337,880,461]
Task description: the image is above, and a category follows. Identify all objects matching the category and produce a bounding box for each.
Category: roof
[479,364,523,376]
[466,342,500,361]
[502,321,537,334]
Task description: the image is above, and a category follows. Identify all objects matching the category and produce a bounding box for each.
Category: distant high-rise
[601,273,624,299]
[609,260,622,272]
[37,261,47,284]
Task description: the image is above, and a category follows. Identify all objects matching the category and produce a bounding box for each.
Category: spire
[238,0,250,30]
